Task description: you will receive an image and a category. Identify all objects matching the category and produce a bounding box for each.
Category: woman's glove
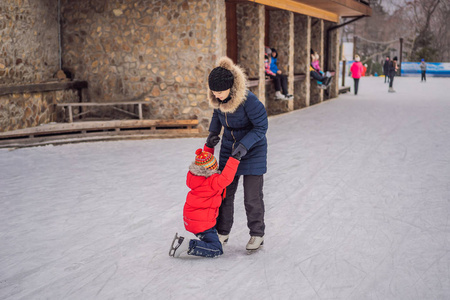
[205,132,220,148]
[231,143,247,160]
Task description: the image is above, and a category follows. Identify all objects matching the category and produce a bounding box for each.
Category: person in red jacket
[350,55,364,95]
[169,146,240,258]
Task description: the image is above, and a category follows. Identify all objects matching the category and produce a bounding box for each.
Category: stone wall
[325,20,340,99]
[60,0,226,132]
[267,10,292,116]
[0,89,79,132]
[310,18,324,105]
[236,3,265,104]
[294,14,311,109]
[0,0,60,85]
[236,3,260,79]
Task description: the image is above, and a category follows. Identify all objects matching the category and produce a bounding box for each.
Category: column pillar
[325,20,340,99]
[236,3,265,106]
[267,9,294,115]
[294,15,311,109]
[310,18,324,105]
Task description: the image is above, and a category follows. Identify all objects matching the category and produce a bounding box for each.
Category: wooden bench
[339,86,351,94]
[56,101,151,123]
[0,119,200,148]
[248,77,272,87]
[248,74,305,88]
[0,80,88,96]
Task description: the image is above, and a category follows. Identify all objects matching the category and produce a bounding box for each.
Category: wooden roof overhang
[240,0,372,22]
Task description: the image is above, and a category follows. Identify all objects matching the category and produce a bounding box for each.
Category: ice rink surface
[1,77,450,299]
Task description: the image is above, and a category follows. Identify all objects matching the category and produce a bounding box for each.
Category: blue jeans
[188,227,223,258]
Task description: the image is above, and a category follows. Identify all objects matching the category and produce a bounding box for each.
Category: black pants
[269,74,288,95]
[389,75,394,88]
[421,71,426,82]
[216,175,265,237]
[353,78,360,95]
[310,71,327,82]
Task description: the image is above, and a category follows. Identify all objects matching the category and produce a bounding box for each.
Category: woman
[205,56,268,251]
[268,48,292,99]
[350,55,364,95]
[388,56,398,93]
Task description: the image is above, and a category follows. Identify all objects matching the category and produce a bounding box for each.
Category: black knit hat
[208,67,234,91]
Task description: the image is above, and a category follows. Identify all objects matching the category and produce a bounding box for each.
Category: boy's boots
[218,234,229,245]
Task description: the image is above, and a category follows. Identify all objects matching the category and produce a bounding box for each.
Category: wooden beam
[226,2,238,63]
[248,0,339,23]
[330,0,372,17]
[0,120,199,139]
[0,81,88,96]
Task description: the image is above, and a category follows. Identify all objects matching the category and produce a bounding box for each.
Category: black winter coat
[207,57,268,176]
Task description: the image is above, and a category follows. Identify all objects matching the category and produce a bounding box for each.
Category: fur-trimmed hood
[189,162,220,178]
[208,56,248,113]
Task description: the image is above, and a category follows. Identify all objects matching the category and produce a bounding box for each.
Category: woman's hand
[231,143,247,160]
[206,132,220,148]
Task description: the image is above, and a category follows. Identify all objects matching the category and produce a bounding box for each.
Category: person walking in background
[350,55,364,95]
[362,64,368,77]
[383,56,390,83]
[388,56,398,93]
[206,56,268,252]
[420,58,427,82]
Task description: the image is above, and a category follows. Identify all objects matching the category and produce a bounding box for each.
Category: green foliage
[361,57,383,76]
[411,31,438,61]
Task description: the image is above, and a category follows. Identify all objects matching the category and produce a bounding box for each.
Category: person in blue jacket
[205,56,268,252]
[269,48,293,99]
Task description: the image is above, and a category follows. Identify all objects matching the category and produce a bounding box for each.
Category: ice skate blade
[169,233,180,257]
[246,246,263,255]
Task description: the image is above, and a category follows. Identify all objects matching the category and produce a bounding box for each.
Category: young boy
[169,145,240,258]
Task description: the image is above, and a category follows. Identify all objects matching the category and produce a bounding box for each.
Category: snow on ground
[1,77,450,300]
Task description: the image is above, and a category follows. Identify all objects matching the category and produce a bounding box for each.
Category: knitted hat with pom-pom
[194,148,218,170]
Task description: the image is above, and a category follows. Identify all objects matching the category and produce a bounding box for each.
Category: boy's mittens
[205,132,220,148]
[231,143,247,160]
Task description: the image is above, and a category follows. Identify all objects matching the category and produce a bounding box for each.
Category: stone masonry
[0,89,80,132]
[236,3,265,105]
[0,0,78,132]
[0,0,60,85]
[1,0,342,134]
[310,18,324,105]
[267,10,293,115]
[60,0,226,132]
[294,14,311,109]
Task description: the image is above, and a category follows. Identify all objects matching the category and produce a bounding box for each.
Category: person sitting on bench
[264,49,293,100]
[310,53,332,88]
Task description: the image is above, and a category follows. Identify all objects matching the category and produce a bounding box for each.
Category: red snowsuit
[183,149,240,234]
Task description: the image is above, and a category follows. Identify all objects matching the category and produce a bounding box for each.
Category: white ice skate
[246,236,264,254]
[169,233,190,258]
[218,234,229,245]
